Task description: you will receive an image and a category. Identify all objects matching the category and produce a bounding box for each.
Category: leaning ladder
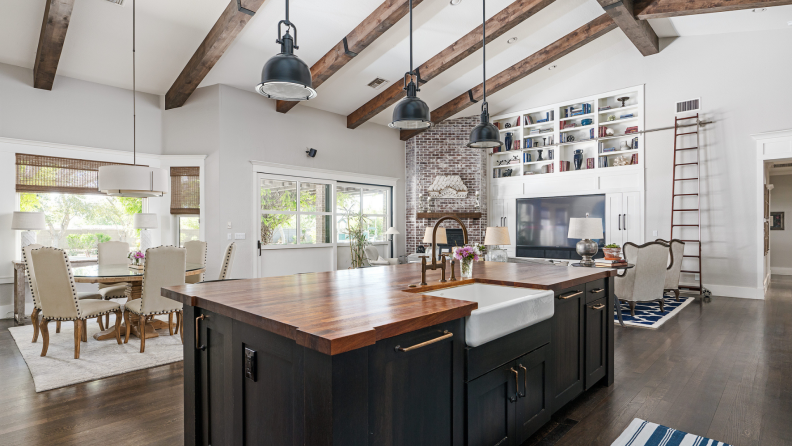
[670,114,710,297]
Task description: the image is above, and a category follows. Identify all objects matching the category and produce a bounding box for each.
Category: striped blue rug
[614,295,694,328]
[612,419,731,446]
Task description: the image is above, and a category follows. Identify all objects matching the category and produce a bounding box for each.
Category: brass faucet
[421,215,469,286]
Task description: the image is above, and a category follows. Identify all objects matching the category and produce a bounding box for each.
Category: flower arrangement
[128,250,145,266]
[453,245,481,279]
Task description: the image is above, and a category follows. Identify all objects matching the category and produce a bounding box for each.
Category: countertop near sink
[162,262,615,356]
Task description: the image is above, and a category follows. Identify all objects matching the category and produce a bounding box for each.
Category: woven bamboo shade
[15,153,140,195]
[171,167,200,215]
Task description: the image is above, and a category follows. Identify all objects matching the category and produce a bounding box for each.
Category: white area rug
[8,314,183,392]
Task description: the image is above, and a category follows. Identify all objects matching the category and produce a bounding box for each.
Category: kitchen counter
[163,261,615,355]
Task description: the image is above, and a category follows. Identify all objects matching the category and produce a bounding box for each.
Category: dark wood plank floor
[3,277,792,445]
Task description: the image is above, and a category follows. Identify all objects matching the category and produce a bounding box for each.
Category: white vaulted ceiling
[1,0,791,126]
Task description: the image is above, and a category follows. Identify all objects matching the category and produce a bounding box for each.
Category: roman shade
[15,153,139,195]
[170,167,200,215]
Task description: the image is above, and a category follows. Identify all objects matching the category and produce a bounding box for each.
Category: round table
[72,263,205,341]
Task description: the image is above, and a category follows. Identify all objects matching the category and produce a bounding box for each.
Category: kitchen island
[163,261,617,446]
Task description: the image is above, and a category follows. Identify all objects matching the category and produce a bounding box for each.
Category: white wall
[490,27,792,298]
[770,174,792,275]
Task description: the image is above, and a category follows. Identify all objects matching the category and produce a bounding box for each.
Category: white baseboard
[771,267,792,276]
[0,303,30,320]
[705,284,765,300]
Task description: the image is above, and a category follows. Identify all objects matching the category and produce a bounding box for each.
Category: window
[19,192,143,256]
[178,216,200,247]
[259,177,332,246]
[336,184,389,243]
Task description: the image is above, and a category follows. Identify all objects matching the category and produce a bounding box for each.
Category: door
[606,193,624,246]
[467,363,519,446]
[621,191,641,245]
[584,297,608,389]
[515,345,551,444]
[504,199,517,256]
[551,287,585,411]
[194,309,235,446]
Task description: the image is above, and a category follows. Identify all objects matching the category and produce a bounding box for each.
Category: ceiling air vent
[104,0,124,5]
[774,163,792,168]
[675,98,700,114]
[367,78,389,90]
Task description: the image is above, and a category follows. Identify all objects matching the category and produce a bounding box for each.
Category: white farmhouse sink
[424,283,554,347]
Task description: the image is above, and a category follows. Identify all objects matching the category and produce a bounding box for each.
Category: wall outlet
[227,233,233,240]
[235,233,246,240]
[227,221,232,229]
[652,230,658,237]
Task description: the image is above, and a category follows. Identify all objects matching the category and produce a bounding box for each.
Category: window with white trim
[336,184,389,243]
[260,177,333,246]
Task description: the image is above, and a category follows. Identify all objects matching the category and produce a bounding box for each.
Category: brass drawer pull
[395,330,453,352]
[509,367,519,402]
[517,364,528,398]
[195,314,208,351]
[590,304,606,310]
[558,290,583,300]
[589,288,605,294]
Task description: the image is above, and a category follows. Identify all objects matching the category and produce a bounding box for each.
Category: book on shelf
[559,161,571,172]
[495,122,500,130]
[625,126,638,134]
[599,157,608,168]
[586,158,594,169]
[530,129,541,135]
[516,116,520,126]
[589,128,595,139]
[524,138,532,148]
[619,113,634,119]
[601,147,617,153]
[599,105,612,111]
[559,121,565,130]
[631,154,638,165]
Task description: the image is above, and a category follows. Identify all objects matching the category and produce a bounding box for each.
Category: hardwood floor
[2,277,792,445]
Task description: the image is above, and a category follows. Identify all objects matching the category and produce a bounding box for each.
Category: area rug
[7,314,183,392]
[614,295,694,328]
[612,418,731,446]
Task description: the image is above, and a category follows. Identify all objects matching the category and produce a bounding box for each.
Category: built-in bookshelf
[489,86,644,179]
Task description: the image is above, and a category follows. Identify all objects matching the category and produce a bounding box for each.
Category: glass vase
[460,258,474,279]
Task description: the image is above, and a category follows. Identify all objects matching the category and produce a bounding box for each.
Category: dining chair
[97,241,130,299]
[218,242,236,280]
[123,246,185,352]
[184,240,207,284]
[30,247,123,359]
[657,239,685,301]
[614,241,669,317]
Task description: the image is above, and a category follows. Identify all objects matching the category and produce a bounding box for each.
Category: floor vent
[104,0,124,5]
[675,98,700,114]
[367,78,389,89]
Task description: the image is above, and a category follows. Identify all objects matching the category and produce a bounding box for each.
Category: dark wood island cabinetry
[165,262,616,446]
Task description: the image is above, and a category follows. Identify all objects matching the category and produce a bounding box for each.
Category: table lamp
[385,227,400,241]
[133,213,158,253]
[484,227,510,262]
[12,212,46,258]
[568,214,603,267]
[423,227,447,260]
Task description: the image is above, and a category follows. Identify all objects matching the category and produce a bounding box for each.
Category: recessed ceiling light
[507,37,518,44]
[548,65,557,71]
[450,0,462,5]
[752,8,766,12]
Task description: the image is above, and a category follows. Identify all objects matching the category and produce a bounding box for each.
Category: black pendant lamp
[256,0,316,101]
[467,0,502,148]
[389,0,431,130]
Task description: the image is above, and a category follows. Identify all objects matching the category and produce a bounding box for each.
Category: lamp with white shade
[133,213,158,253]
[568,215,603,267]
[384,227,400,241]
[12,212,46,258]
[484,227,510,262]
[422,227,447,260]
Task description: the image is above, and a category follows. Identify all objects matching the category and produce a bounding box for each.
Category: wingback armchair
[614,241,669,316]
[657,239,685,301]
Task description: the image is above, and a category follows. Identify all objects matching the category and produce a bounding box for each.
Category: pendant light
[467,0,502,148]
[98,0,167,198]
[389,0,431,130]
[256,0,316,101]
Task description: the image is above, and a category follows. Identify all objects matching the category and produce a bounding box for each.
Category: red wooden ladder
[670,114,710,297]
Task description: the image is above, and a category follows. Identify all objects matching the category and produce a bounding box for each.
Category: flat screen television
[516,194,606,249]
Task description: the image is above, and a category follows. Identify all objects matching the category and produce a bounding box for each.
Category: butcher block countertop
[162,262,616,356]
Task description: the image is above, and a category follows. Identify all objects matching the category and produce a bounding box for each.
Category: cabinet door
[467,363,518,446]
[504,199,517,256]
[515,345,551,444]
[605,193,623,246]
[194,309,235,446]
[622,191,641,245]
[551,287,585,411]
[491,199,505,228]
[585,297,608,390]
[369,320,464,446]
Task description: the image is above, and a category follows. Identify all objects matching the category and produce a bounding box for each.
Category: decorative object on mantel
[419,193,428,212]
[474,191,481,212]
[484,227,510,262]
[427,175,469,198]
[128,250,145,269]
[771,212,785,230]
[453,245,481,279]
[568,214,603,267]
[133,213,158,253]
[11,211,46,257]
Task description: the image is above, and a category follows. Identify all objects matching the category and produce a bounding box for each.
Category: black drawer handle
[558,290,583,300]
[394,331,452,352]
[195,314,209,351]
[590,304,606,310]
[589,288,605,294]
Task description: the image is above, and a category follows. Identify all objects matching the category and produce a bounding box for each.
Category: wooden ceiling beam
[635,0,792,19]
[165,0,266,110]
[400,14,617,141]
[347,0,557,130]
[598,0,659,56]
[34,0,76,90]
[276,0,427,114]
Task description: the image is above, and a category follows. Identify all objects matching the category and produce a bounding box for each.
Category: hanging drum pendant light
[467,0,502,148]
[389,0,431,130]
[256,0,316,101]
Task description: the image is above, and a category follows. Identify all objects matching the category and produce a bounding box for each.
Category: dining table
[72,262,205,341]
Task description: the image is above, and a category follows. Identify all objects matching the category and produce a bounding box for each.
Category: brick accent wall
[406,116,488,254]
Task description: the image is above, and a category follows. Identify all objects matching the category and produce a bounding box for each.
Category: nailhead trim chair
[614,241,670,317]
[97,241,131,300]
[218,242,236,281]
[184,240,207,284]
[656,239,686,301]
[123,245,186,352]
[30,247,123,359]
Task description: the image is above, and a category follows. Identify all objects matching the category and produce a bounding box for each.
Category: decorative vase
[574,149,584,170]
[460,258,474,279]
[504,133,513,152]
[537,149,544,161]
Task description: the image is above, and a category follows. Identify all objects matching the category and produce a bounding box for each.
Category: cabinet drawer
[585,279,606,304]
[465,319,550,382]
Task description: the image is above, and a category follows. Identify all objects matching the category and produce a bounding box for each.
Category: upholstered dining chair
[657,239,686,301]
[218,242,236,280]
[97,241,130,300]
[614,241,669,317]
[123,246,185,352]
[184,240,207,284]
[30,247,123,359]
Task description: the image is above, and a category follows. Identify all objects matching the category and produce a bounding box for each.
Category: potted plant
[453,245,482,279]
[602,243,622,260]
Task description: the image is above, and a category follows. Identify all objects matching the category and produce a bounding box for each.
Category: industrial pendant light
[389,0,431,130]
[467,0,502,148]
[256,0,316,101]
[98,0,167,198]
